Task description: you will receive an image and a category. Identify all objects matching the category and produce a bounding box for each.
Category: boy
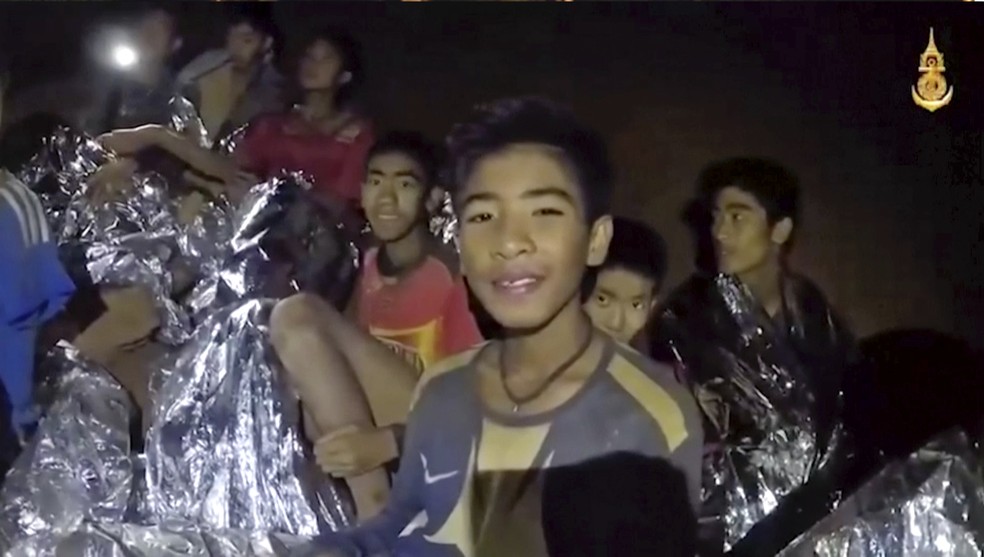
[178,4,284,142]
[301,98,703,556]
[583,216,667,348]
[270,131,482,519]
[88,5,184,135]
[655,158,867,554]
[0,64,76,442]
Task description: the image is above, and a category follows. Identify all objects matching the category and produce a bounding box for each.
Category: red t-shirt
[355,246,482,377]
[236,113,374,203]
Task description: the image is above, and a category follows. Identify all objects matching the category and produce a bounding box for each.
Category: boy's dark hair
[132,3,179,33]
[698,157,800,225]
[305,28,363,107]
[228,4,280,51]
[444,97,613,223]
[602,216,668,293]
[367,131,442,187]
[541,452,697,556]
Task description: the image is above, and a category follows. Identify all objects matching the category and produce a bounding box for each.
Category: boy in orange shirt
[270,132,482,520]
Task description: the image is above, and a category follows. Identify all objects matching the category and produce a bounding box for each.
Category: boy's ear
[771,217,794,247]
[586,215,613,267]
[171,37,184,54]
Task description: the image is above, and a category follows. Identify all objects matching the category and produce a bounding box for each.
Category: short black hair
[367,131,442,187]
[228,4,280,44]
[600,217,668,292]
[542,452,697,557]
[698,157,800,225]
[444,97,613,223]
[133,3,179,32]
[304,28,363,107]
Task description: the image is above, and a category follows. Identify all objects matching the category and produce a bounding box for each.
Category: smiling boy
[271,132,482,520]
[302,98,702,557]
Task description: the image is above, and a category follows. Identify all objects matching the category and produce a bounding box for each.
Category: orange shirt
[355,247,482,376]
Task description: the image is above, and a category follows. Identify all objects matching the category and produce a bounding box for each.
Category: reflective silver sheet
[0,342,134,555]
[780,430,984,557]
[144,299,352,536]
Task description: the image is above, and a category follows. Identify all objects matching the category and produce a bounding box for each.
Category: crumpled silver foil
[168,95,211,150]
[40,522,307,556]
[144,300,352,536]
[18,126,239,345]
[658,273,855,551]
[0,342,134,555]
[187,173,360,315]
[780,430,984,557]
[429,189,458,248]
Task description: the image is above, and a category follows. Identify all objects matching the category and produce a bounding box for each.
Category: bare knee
[270,293,329,349]
[270,293,327,359]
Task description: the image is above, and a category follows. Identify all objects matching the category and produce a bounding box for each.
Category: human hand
[314,425,398,478]
[86,158,139,204]
[97,125,165,156]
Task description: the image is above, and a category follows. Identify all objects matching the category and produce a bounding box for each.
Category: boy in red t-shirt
[270,132,482,520]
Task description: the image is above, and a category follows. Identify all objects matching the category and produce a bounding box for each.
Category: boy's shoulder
[411,342,487,408]
[607,341,702,450]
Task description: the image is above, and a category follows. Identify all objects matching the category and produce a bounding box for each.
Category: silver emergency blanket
[0,342,134,555]
[144,175,359,534]
[30,523,306,556]
[18,126,236,344]
[429,189,458,248]
[168,95,211,150]
[657,273,856,551]
[145,300,351,535]
[780,430,984,557]
[3,128,360,553]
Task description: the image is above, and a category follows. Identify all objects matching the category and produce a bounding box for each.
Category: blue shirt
[313,338,704,557]
[0,170,74,426]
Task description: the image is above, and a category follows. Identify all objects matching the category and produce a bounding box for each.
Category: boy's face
[458,143,611,331]
[711,185,791,279]
[135,11,177,67]
[362,151,428,242]
[584,267,656,344]
[227,23,268,69]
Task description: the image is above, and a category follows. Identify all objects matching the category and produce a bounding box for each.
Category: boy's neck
[501,296,594,382]
[303,91,337,121]
[738,257,784,318]
[380,224,429,275]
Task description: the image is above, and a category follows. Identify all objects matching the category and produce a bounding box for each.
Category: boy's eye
[399,180,416,189]
[595,294,609,305]
[367,178,382,187]
[466,212,493,224]
[632,301,645,310]
[533,207,564,217]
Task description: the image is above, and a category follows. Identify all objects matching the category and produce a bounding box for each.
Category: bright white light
[112,44,138,69]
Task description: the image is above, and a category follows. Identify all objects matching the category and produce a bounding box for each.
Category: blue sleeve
[0,198,74,328]
[310,397,428,556]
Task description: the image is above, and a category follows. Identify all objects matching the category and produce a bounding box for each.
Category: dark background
[1,1,981,346]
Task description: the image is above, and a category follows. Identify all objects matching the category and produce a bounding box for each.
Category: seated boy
[583,216,667,350]
[269,132,482,519]
[299,98,703,557]
[0,67,76,441]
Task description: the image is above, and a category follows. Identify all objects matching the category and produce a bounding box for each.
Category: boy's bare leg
[270,294,397,520]
[273,293,417,428]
